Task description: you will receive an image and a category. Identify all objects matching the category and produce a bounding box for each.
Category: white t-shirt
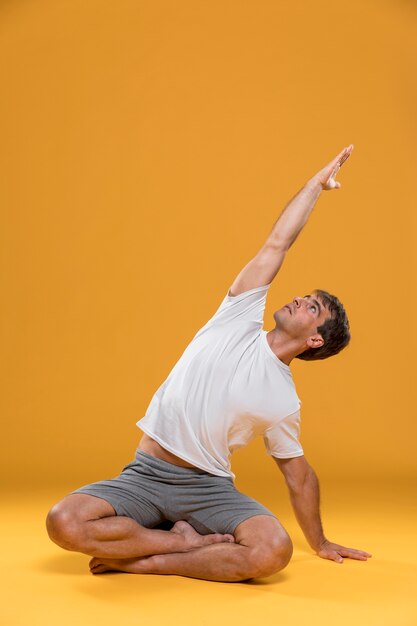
[136,283,304,479]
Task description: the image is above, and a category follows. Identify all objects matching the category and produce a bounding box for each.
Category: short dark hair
[295,289,351,361]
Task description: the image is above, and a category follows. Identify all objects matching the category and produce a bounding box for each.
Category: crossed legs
[46,493,293,582]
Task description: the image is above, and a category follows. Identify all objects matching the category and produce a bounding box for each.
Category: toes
[217,533,235,543]
[212,533,234,544]
[89,557,109,572]
[89,563,102,572]
[90,564,109,575]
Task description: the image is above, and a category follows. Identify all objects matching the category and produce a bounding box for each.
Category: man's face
[273,292,332,343]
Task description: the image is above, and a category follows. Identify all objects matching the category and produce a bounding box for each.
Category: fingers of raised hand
[338,150,352,168]
[332,144,353,170]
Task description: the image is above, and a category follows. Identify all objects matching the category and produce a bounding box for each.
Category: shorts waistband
[134,448,216,476]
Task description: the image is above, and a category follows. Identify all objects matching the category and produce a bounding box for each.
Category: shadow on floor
[35,553,92,576]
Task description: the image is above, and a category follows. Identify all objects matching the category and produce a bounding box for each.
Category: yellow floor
[2,478,416,626]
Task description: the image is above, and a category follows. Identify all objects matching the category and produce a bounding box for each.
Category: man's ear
[306,334,324,350]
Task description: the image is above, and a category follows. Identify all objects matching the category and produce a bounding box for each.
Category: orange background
[2,3,417,626]
[1,0,416,492]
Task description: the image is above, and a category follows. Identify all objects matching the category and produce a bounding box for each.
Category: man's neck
[265,329,302,366]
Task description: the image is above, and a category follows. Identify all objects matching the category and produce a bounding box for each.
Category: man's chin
[272,313,284,328]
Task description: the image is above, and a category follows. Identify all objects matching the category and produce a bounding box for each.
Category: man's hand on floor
[316,538,372,564]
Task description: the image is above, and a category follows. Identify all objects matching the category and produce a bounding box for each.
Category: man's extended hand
[317,538,372,564]
[311,144,354,190]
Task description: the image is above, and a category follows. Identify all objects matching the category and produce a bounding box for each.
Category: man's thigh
[66,458,166,528]
[50,492,117,523]
[167,475,278,536]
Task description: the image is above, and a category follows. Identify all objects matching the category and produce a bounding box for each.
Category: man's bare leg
[89,515,294,582]
[46,494,234,559]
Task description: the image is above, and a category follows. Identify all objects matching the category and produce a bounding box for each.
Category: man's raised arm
[229,145,353,297]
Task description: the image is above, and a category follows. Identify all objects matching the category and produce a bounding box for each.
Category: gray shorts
[69,449,276,536]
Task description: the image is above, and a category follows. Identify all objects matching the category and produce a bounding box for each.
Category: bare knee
[245,532,293,579]
[46,502,87,552]
[233,515,294,580]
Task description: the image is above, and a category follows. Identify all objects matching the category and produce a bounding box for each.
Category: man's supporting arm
[274,455,373,563]
[286,465,327,551]
[274,456,326,551]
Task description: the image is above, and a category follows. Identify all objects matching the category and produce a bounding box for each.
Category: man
[46,144,372,582]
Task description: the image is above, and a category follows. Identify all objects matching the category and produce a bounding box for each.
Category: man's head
[273,289,351,361]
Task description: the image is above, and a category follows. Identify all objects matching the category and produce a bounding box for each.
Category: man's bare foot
[89,554,156,575]
[88,521,235,575]
[169,520,235,550]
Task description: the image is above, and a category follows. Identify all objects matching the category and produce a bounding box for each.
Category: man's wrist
[312,536,328,552]
[305,176,324,194]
